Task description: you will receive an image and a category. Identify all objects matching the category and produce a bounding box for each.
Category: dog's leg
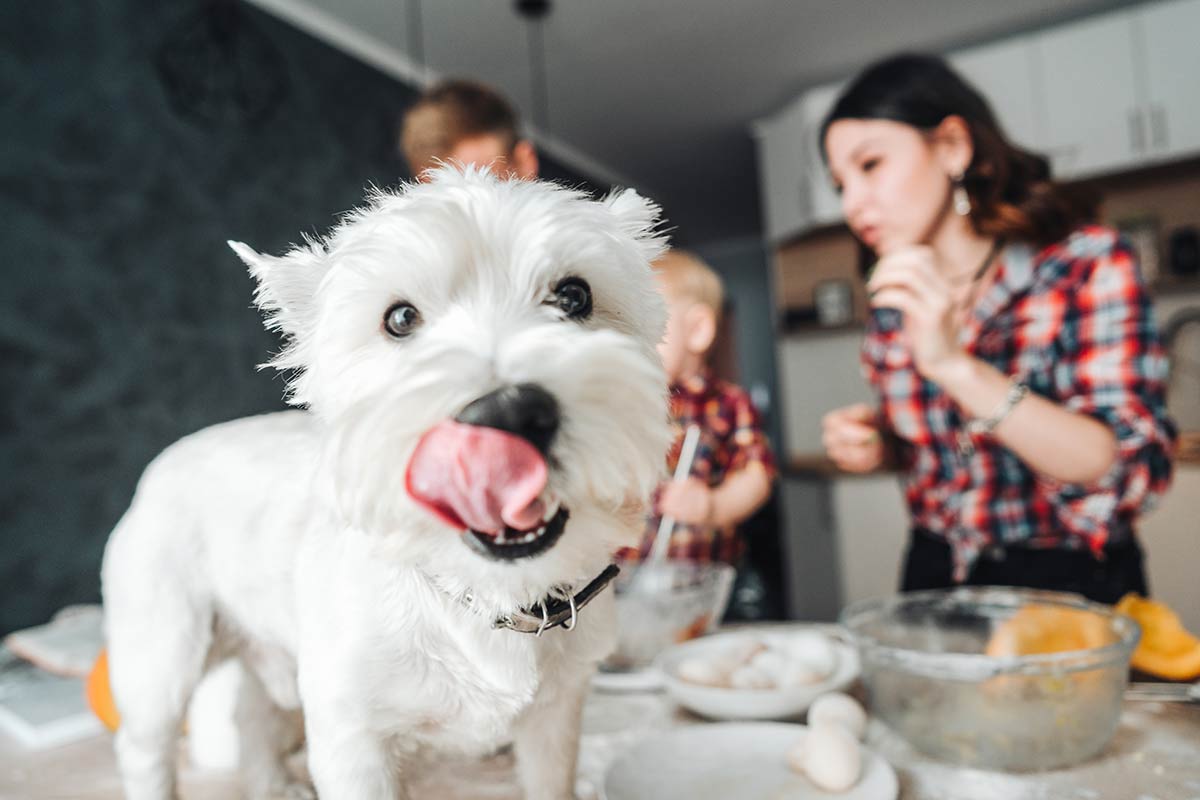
[109,608,212,800]
[512,666,591,800]
[300,653,405,800]
[236,659,313,800]
[304,714,405,800]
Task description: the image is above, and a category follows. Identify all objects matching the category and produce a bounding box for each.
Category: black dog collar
[491,564,621,636]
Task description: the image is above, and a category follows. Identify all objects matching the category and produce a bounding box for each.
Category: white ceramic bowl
[656,628,860,721]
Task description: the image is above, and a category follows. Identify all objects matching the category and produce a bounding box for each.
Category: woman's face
[824,118,957,256]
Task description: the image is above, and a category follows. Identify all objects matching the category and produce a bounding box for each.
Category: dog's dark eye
[383,302,421,338]
[553,277,592,320]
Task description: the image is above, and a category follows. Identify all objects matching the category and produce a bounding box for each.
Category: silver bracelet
[958,379,1028,456]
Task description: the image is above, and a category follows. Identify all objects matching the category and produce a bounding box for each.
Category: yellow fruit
[1116,594,1200,681]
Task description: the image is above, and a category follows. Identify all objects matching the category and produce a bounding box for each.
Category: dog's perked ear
[227,239,328,376]
[228,240,327,336]
[603,188,668,265]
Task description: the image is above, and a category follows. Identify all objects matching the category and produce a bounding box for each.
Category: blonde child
[634,250,775,563]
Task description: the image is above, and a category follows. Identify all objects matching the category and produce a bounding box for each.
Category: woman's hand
[657,477,715,525]
[822,403,885,473]
[867,245,970,384]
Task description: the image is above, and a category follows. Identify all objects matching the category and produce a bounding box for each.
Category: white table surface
[2,630,1197,800]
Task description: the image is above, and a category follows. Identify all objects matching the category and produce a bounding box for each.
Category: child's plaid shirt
[634,371,776,564]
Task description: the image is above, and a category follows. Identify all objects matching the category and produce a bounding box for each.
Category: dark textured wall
[0,1,594,635]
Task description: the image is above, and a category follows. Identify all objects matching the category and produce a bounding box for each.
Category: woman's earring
[952,172,971,217]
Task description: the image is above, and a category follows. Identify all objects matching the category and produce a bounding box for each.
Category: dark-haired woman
[819,54,1176,603]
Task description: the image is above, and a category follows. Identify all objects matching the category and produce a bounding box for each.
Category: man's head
[653,250,724,383]
[400,80,539,180]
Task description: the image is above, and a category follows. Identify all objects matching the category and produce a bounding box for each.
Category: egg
[803,721,863,792]
[749,648,789,683]
[676,637,772,687]
[723,637,768,668]
[675,656,731,687]
[776,659,827,687]
[808,692,868,740]
[782,632,839,680]
[729,663,775,690]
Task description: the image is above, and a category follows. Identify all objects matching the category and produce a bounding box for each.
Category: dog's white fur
[101,166,671,799]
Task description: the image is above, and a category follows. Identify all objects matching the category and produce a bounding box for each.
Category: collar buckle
[490,563,620,635]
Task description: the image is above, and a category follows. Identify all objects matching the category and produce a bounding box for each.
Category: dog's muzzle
[454,383,559,457]
[461,505,570,561]
[453,383,568,561]
[406,383,574,561]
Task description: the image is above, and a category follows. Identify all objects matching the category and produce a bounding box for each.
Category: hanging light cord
[406,0,426,80]
[526,11,550,131]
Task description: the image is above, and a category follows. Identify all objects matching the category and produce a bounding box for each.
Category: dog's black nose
[454,383,560,456]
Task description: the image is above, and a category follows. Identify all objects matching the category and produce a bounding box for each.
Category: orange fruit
[86,649,120,731]
[982,605,1112,699]
[984,605,1110,658]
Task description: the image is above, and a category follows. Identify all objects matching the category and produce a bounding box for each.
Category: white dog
[101,166,672,800]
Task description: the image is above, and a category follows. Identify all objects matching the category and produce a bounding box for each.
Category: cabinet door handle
[1127,108,1146,154]
[1151,104,1169,151]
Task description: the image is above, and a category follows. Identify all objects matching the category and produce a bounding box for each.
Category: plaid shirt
[864,226,1176,580]
[629,371,776,564]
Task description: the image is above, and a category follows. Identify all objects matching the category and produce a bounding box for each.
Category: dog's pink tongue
[405,421,547,534]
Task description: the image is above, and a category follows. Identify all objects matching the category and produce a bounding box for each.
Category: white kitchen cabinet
[755,0,1200,240]
[950,37,1043,151]
[1137,0,1200,164]
[776,329,872,457]
[798,82,845,229]
[1142,466,1200,635]
[754,82,845,243]
[754,98,808,243]
[1034,10,1143,179]
[832,475,908,606]
[1031,0,1200,177]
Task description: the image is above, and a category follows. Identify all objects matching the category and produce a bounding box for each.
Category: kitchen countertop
[570,686,1200,800]
[2,661,1197,799]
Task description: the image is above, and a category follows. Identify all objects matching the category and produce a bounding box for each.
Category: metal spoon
[1124,681,1200,703]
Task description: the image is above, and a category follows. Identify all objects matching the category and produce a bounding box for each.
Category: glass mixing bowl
[601,560,736,673]
[840,587,1140,771]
